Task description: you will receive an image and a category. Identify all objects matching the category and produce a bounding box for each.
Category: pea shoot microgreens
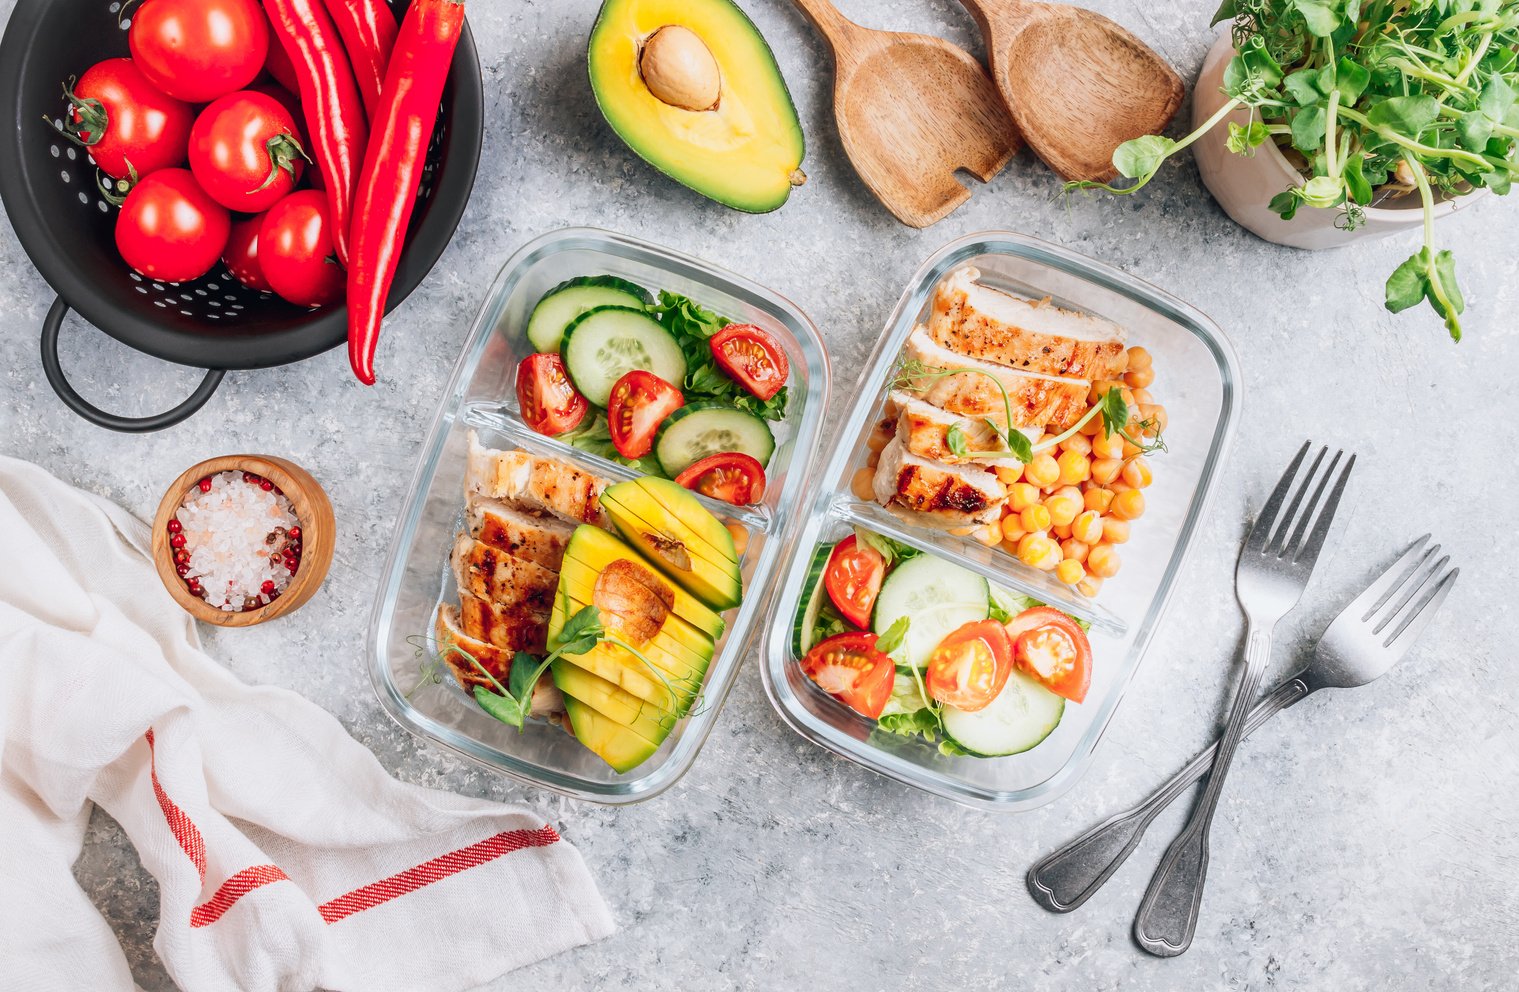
[892,359,1165,464]
[1066,0,1519,341]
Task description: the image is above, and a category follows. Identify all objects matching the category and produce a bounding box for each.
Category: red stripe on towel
[190,864,292,927]
[317,826,562,924]
[144,729,207,882]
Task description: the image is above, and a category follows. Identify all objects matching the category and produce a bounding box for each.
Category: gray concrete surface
[2,0,1516,989]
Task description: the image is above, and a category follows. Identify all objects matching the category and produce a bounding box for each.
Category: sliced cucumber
[871,553,989,669]
[941,668,1064,757]
[792,541,836,659]
[561,305,687,407]
[526,276,652,354]
[655,403,776,475]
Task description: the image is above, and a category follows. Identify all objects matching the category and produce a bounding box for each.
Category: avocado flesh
[553,661,681,743]
[588,0,805,213]
[564,697,661,773]
[601,482,742,612]
[561,524,729,638]
[549,589,709,688]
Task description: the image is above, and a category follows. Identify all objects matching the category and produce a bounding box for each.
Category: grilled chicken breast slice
[458,593,549,655]
[872,437,1006,526]
[465,432,609,527]
[435,605,564,715]
[888,390,1038,468]
[930,266,1129,379]
[467,498,574,571]
[451,533,558,617]
[900,328,1090,431]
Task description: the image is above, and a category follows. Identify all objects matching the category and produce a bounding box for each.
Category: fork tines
[1354,535,1460,649]
[1248,441,1357,565]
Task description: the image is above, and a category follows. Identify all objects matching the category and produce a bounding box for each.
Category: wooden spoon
[792,0,1020,228]
[959,0,1184,183]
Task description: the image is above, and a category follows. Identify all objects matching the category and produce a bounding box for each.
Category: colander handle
[41,298,226,434]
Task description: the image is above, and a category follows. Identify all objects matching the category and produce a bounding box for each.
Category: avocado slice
[601,480,742,611]
[553,590,713,680]
[588,0,806,213]
[561,524,729,637]
[563,697,662,773]
[553,661,681,742]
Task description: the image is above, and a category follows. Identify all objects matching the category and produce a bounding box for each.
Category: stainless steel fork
[1132,441,1355,957]
[1028,535,1457,916]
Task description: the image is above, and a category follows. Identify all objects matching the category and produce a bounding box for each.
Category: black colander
[0,0,483,432]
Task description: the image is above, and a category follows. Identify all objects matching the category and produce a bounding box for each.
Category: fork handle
[1133,621,1277,956]
[1027,674,1311,913]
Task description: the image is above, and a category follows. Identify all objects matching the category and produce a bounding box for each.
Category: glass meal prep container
[368,227,829,803]
[760,231,1241,812]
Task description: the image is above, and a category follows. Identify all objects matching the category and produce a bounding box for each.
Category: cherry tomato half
[257,190,344,307]
[222,213,271,293]
[516,353,589,436]
[607,370,684,459]
[129,0,269,104]
[925,620,1014,713]
[823,535,886,629]
[675,452,766,506]
[709,323,789,402]
[190,90,307,213]
[63,58,194,181]
[800,631,895,719]
[115,169,230,283]
[1004,607,1092,704]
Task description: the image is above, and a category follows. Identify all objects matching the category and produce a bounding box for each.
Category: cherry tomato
[129,0,269,104]
[189,91,306,213]
[257,190,343,307]
[516,353,589,436]
[709,323,789,402]
[115,169,230,283]
[607,370,684,459]
[62,58,193,181]
[222,213,271,293]
[925,620,1014,713]
[800,632,895,719]
[823,535,886,629]
[1004,607,1092,703]
[674,452,767,506]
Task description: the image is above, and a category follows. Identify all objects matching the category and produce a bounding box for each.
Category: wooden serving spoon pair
[793,0,1184,227]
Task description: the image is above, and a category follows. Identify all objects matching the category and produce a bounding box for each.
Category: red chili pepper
[262,0,369,267]
[320,0,399,122]
[346,0,465,386]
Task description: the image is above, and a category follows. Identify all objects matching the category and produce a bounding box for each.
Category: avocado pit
[640,25,721,112]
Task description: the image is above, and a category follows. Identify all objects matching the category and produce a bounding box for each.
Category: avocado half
[588,0,806,213]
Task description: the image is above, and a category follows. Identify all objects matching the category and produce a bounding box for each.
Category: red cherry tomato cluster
[58,0,467,354]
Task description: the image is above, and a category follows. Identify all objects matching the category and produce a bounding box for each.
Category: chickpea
[1088,543,1122,578]
[1121,438,1144,459]
[866,425,891,453]
[851,466,876,501]
[1092,458,1123,486]
[1109,479,1133,494]
[1125,366,1155,390]
[1083,488,1115,513]
[1126,345,1153,372]
[1056,484,1084,503]
[1073,509,1105,545]
[976,520,1004,546]
[1053,522,1073,540]
[1000,535,1023,558]
[1130,387,1154,407]
[1020,504,1052,533]
[1057,449,1092,486]
[1046,492,1083,528]
[1139,403,1168,437]
[1089,379,1124,404]
[1056,559,1087,586]
[725,521,750,557]
[1024,453,1060,488]
[1009,482,1040,511]
[994,464,1024,485]
[1017,532,1063,571]
[1122,457,1153,489]
[1061,433,1092,457]
[1001,519,1027,544]
[1077,575,1104,597]
[1091,429,1126,460]
[1112,488,1146,521]
[1080,413,1105,436]
[1101,517,1131,544]
[948,525,979,537]
[1061,538,1090,563]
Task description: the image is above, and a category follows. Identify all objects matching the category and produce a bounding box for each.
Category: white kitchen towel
[0,456,614,992]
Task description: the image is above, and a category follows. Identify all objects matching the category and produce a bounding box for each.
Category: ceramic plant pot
[1191,30,1483,250]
